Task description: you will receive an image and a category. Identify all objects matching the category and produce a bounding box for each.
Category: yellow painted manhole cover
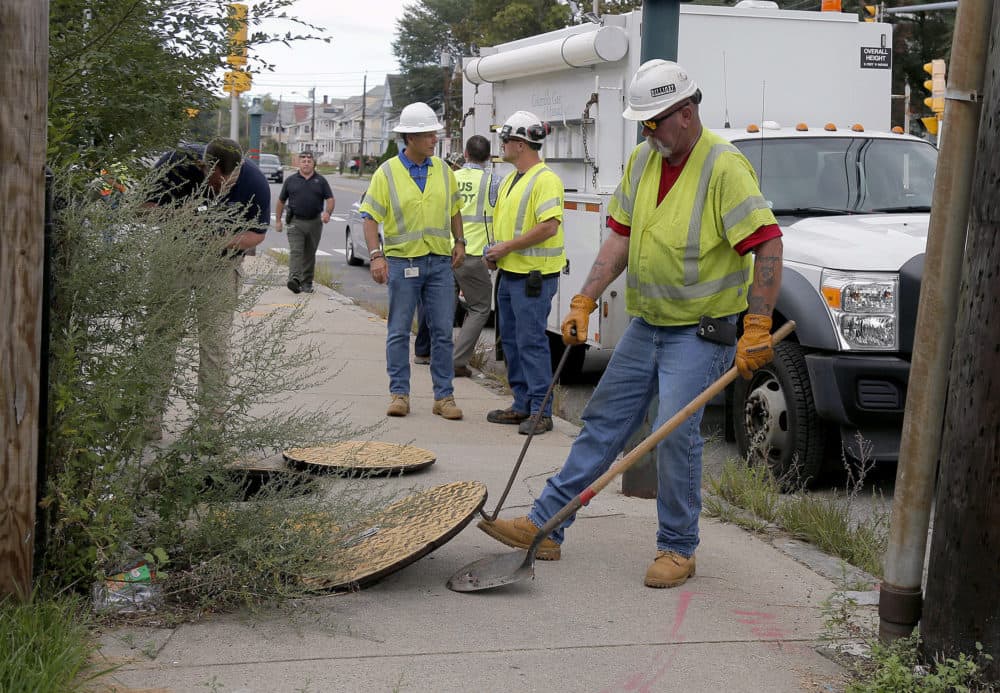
[283,441,436,475]
[301,480,487,591]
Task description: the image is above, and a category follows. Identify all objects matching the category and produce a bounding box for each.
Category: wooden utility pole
[1,0,49,598]
[921,14,1000,681]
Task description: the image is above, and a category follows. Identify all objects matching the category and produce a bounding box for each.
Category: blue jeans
[386,255,456,400]
[496,272,559,417]
[528,316,737,556]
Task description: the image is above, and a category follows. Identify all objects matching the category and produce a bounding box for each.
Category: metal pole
[359,73,367,174]
[879,0,993,642]
[622,0,682,497]
[229,91,239,140]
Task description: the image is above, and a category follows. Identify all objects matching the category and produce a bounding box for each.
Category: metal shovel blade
[446,549,535,592]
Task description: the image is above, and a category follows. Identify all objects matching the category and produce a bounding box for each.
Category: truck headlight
[821,271,898,350]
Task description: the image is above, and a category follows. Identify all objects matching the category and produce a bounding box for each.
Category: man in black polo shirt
[274,151,335,293]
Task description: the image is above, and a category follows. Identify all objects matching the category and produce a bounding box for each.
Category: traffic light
[223,70,252,94]
[920,117,939,136]
[862,4,877,22]
[226,3,248,68]
[923,59,946,115]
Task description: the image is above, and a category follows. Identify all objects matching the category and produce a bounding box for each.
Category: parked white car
[344,191,382,266]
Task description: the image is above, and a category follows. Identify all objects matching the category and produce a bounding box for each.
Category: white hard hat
[393,102,444,133]
[499,110,549,144]
[622,59,700,121]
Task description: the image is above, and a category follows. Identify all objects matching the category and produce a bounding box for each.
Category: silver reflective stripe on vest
[614,145,654,219]
[442,161,453,230]
[684,143,741,285]
[462,170,493,224]
[627,267,750,300]
[722,195,770,238]
[365,197,387,218]
[511,167,564,258]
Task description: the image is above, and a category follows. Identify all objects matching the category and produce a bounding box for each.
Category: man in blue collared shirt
[359,102,466,420]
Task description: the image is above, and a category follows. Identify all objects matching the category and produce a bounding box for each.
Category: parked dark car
[258,153,283,183]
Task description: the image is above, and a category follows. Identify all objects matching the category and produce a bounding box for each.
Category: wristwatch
[455,237,468,245]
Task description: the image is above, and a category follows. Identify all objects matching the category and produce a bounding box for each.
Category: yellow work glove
[736,314,774,379]
[561,294,597,345]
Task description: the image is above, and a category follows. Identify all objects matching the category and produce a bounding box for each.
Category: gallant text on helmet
[649,84,677,98]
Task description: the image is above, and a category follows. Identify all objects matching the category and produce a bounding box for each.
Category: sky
[245,0,406,103]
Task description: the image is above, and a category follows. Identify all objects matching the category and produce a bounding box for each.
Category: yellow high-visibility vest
[359,156,460,258]
[609,129,777,325]
[454,166,494,255]
[494,162,564,274]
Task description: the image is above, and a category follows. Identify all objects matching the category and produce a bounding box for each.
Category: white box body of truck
[462,4,937,484]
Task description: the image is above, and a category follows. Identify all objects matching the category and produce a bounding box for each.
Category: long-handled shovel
[447,321,796,593]
[480,342,577,522]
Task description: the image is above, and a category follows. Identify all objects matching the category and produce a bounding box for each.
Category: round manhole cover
[284,441,436,475]
[301,480,487,591]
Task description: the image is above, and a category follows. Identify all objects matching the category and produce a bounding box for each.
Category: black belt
[293,213,320,221]
[499,269,560,280]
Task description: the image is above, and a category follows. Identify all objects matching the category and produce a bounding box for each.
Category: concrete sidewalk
[99,265,862,693]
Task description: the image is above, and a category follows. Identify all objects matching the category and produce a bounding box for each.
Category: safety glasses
[641,100,691,131]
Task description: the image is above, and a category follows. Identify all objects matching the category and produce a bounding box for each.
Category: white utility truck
[461,2,938,485]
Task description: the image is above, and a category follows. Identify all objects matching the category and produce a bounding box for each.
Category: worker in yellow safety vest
[478,60,784,589]
[360,102,467,421]
[412,136,501,377]
[483,111,565,436]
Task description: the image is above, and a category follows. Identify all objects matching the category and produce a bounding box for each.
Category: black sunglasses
[641,100,692,131]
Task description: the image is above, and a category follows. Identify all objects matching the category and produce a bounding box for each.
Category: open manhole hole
[203,458,318,501]
[300,480,487,591]
[283,441,436,476]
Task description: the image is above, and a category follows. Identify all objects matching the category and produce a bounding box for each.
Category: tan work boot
[644,551,696,588]
[432,395,463,420]
[476,516,561,560]
[386,394,410,417]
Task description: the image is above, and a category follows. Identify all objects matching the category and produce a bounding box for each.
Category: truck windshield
[733,137,938,216]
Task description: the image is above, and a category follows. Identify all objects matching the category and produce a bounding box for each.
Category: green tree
[391,0,571,134]
[48,0,325,172]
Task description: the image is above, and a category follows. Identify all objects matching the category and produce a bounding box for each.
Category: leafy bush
[39,173,392,609]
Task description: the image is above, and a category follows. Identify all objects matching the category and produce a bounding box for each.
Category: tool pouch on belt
[525,270,543,298]
[284,206,294,224]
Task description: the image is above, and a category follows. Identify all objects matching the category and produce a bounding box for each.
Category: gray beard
[646,136,672,158]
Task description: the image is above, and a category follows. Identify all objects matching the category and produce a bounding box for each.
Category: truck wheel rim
[743,375,790,466]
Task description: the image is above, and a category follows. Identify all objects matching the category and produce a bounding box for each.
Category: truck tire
[548,332,587,383]
[732,342,827,489]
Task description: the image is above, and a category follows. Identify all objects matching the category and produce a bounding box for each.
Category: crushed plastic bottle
[92,559,162,614]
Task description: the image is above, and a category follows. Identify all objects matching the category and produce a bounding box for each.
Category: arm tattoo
[581,253,628,297]
[754,254,780,287]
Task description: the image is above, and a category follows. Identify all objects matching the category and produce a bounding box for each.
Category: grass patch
[356,299,389,321]
[778,492,887,577]
[704,458,781,527]
[703,452,889,578]
[0,594,109,691]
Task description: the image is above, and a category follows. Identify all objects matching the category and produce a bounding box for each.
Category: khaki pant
[146,261,241,433]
